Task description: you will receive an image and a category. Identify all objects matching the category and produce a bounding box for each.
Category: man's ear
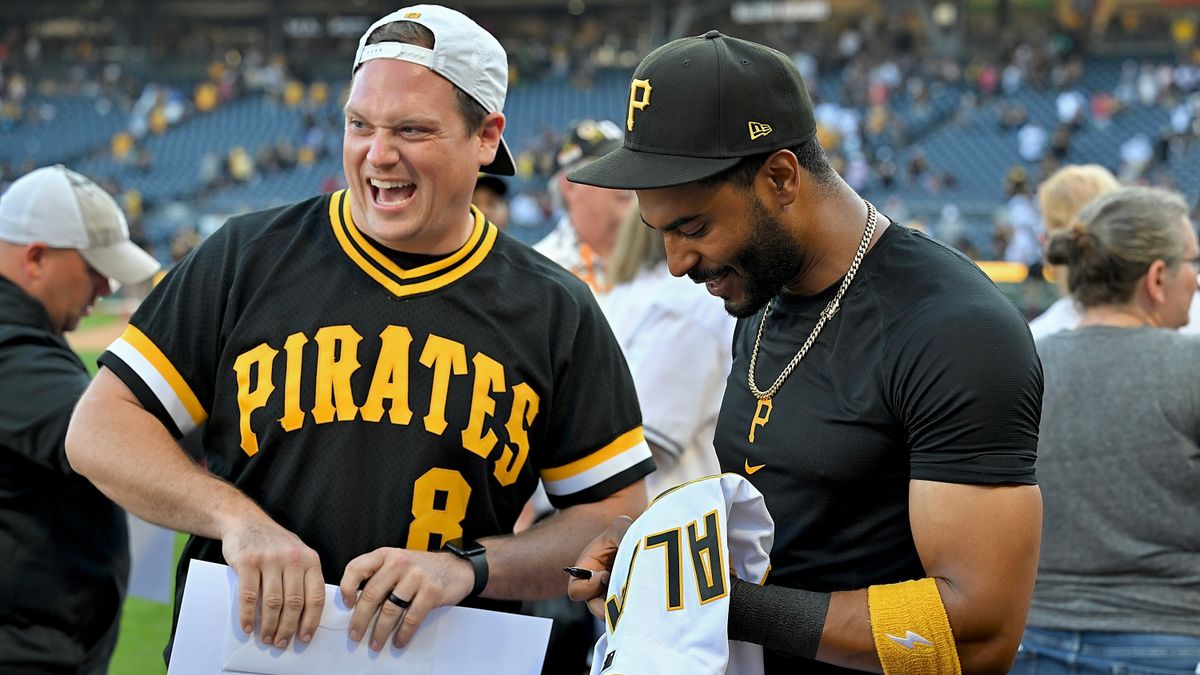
[21,242,50,281]
[557,170,577,201]
[760,149,800,208]
[476,112,506,166]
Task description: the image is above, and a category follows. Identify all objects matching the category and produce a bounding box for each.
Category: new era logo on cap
[569,30,817,190]
[748,121,773,140]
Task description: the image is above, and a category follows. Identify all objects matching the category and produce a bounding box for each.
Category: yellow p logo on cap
[627,79,652,131]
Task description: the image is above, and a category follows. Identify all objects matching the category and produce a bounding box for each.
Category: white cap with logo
[0,165,160,285]
[353,4,515,176]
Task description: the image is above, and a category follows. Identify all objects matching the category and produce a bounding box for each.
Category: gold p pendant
[748,398,773,443]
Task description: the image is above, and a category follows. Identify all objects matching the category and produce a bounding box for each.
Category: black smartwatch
[444,538,488,598]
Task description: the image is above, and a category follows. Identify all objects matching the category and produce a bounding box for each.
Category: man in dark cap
[534,118,632,295]
[567,30,1043,674]
[472,173,510,230]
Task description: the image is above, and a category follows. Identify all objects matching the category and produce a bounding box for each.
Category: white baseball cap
[353,4,516,176]
[0,165,160,285]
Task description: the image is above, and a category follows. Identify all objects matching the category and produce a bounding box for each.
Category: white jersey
[591,473,773,675]
[601,261,734,500]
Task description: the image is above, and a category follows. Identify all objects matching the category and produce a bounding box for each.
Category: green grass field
[109,535,187,675]
[76,319,184,674]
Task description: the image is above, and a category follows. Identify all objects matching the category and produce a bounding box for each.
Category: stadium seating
[7,55,1194,256]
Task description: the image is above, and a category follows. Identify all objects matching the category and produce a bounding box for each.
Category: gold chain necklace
[747,200,877,401]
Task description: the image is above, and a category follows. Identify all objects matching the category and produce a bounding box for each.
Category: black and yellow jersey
[100,190,653,594]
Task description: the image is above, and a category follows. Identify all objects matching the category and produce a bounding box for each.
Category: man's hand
[339,547,474,651]
[221,518,324,649]
[566,515,633,618]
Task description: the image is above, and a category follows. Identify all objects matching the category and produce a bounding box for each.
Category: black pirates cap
[568,30,817,190]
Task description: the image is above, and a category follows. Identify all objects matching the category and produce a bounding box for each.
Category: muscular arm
[67,368,325,648]
[572,480,1041,673]
[817,481,1042,674]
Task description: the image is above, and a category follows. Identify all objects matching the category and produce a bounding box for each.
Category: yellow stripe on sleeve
[542,427,646,482]
[119,325,208,427]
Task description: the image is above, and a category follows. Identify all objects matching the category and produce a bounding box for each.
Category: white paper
[167,560,552,675]
[126,513,175,604]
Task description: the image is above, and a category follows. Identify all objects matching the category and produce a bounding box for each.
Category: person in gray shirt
[1013,186,1200,675]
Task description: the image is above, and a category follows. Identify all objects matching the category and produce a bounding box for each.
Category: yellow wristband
[867,578,961,675]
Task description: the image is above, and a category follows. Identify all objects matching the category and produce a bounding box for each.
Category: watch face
[446,538,486,557]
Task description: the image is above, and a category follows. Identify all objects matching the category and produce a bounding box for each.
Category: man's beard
[688,196,805,318]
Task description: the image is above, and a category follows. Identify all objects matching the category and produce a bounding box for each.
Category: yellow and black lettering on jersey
[100,190,653,583]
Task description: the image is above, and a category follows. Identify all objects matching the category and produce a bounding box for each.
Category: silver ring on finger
[386,592,412,610]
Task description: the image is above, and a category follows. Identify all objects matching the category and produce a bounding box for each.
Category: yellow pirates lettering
[627,78,652,131]
[279,333,308,432]
[420,333,468,435]
[360,325,415,425]
[462,352,505,458]
[312,325,362,424]
[748,398,773,443]
[494,382,539,487]
[231,324,539,483]
[233,342,278,456]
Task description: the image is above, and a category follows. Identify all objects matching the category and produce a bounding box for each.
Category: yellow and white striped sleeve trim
[106,325,208,435]
[540,427,651,497]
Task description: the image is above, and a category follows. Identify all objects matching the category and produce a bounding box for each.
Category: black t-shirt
[715,224,1042,673]
[100,191,653,627]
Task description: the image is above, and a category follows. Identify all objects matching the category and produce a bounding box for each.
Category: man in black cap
[567,31,1043,674]
[472,174,510,230]
[534,119,632,295]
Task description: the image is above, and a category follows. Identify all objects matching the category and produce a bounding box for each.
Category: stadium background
[2,0,1196,671]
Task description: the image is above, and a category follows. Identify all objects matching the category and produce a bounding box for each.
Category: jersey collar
[328,189,498,298]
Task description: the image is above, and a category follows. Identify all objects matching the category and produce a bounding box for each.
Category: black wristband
[728,577,830,660]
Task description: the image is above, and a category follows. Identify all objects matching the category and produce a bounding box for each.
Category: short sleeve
[889,298,1042,484]
[537,290,654,508]
[98,226,239,438]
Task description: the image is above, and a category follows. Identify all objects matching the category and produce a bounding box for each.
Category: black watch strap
[445,539,488,598]
[465,548,488,598]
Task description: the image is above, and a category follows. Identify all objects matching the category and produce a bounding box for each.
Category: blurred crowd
[5,7,1200,285]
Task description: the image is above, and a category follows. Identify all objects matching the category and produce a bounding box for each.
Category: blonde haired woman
[1028,164,1120,339]
[601,202,734,499]
[1030,164,1200,338]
